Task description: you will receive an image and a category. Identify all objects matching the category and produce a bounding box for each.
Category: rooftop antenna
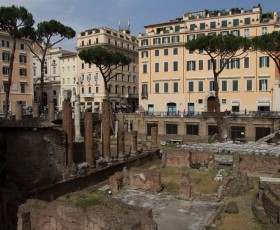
[119,20,131,34]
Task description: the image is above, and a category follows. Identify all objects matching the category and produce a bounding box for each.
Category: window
[155,83,159,93]
[173,48,178,55]
[89,39,91,45]
[244,29,250,37]
[2,40,9,47]
[175,25,180,32]
[164,82,168,93]
[141,51,148,58]
[262,27,268,35]
[20,83,26,93]
[210,21,216,29]
[81,63,84,69]
[164,62,168,72]
[187,60,196,71]
[166,124,178,134]
[164,49,168,56]
[200,23,206,30]
[88,87,92,93]
[244,17,251,25]
[244,57,249,68]
[209,81,215,91]
[233,19,239,26]
[162,37,170,44]
[220,58,229,69]
[208,59,216,70]
[198,99,203,104]
[222,99,227,104]
[173,61,178,71]
[20,43,25,50]
[222,80,227,91]
[142,63,148,73]
[186,124,199,135]
[231,58,240,69]
[232,30,240,36]
[19,68,27,76]
[155,49,159,56]
[187,34,195,41]
[232,80,238,91]
[208,125,218,136]
[188,81,194,92]
[190,24,195,31]
[2,52,10,61]
[53,66,56,74]
[142,84,148,97]
[198,81,203,92]
[96,86,99,93]
[141,39,148,46]
[198,60,203,70]
[155,63,159,72]
[259,79,268,91]
[173,82,178,93]
[2,66,10,75]
[259,56,269,68]
[246,79,252,91]
[153,38,160,45]
[221,20,227,28]
[73,65,75,71]
[172,36,179,43]
[221,31,229,36]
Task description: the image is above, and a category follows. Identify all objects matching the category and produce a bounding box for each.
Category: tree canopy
[78,46,131,92]
[0,5,34,118]
[185,34,250,141]
[251,31,280,73]
[26,19,76,109]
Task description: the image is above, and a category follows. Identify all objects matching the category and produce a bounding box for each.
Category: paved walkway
[113,189,220,230]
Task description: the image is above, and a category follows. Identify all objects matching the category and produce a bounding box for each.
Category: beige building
[138,6,280,114]
[59,51,78,108]
[0,31,33,115]
[33,47,75,111]
[76,26,139,112]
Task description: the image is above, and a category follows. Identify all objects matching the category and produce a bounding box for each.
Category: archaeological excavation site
[1,100,280,230]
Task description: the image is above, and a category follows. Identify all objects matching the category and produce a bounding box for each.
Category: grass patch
[74,191,106,210]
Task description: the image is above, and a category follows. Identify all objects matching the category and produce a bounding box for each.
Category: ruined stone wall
[18,198,157,230]
[4,128,67,194]
[162,149,212,168]
[233,155,280,176]
[261,185,280,224]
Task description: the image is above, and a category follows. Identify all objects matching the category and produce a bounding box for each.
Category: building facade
[76,27,139,112]
[33,47,76,111]
[0,31,33,115]
[59,51,78,108]
[138,6,280,114]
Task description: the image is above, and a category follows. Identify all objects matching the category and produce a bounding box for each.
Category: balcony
[82,93,94,98]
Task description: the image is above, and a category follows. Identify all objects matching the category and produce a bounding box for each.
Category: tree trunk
[39,57,46,113]
[4,37,16,119]
[214,72,222,142]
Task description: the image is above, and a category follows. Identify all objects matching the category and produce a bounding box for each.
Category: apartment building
[138,5,280,114]
[0,31,33,115]
[60,51,78,108]
[76,26,139,112]
[33,47,76,110]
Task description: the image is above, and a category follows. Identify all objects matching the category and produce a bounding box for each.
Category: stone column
[48,102,54,122]
[128,119,131,132]
[84,111,94,167]
[15,102,22,121]
[102,99,111,162]
[117,130,125,160]
[114,120,119,138]
[63,99,73,166]
[130,130,138,155]
[151,127,158,150]
[32,102,39,118]
[74,95,82,141]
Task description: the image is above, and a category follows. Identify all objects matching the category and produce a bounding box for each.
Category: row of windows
[2,67,27,76]
[2,82,27,93]
[81,62,137,72]
[187,79,269,92]
[142,78,270,96]
[140,26,268,46]
[141,48,178,58]
[1,52,27,63]
[1,40,25,49]
[142,56,269,74]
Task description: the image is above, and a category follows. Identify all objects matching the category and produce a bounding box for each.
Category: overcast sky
[0,0,278,51]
